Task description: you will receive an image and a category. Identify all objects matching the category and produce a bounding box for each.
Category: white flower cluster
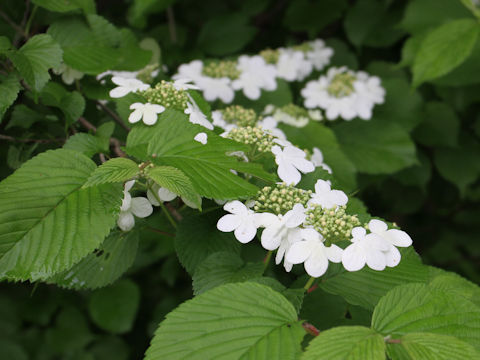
[217,179,412,278]
[301,67,385,121]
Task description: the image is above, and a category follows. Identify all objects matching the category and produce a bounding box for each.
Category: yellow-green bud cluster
[292,42,313,53]
[305,205,361,245]
[136,64,158,84]
[202,60,241,79]
[221,105,258,127]
[279,103,309,119]
[327,72,357,98]
[226,126,276,153]
[259,48,280,64]
[254,184,312,215]
[140,80,188,110]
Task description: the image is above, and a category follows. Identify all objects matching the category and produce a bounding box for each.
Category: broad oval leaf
[84,158,140,187]
[145,282,306,360]
[0,149,122,281]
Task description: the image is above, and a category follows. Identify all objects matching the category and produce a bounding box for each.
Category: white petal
[277,162,301,185]
[366,250,387,271]
[128,109,143,124]
[386,229,412,247]
[234,222,257,243]
[285,240,312,264]
[158,187,177,202]
[130,197,153,218]
[223,200,248,215]
[120,191,132,212]
[129,102,144,110]
[117,211,135,231]
[325,244,343,263]
[304,253,329,277]
[125,180,135,191]
[109,86,130,98]
[331,190,348,206]
[384,245,401,267]
[342,243,366,271]
[142,108,158,125]
[261,226,281,250]
[146,189,160,206]
[369,219,388,233]
[150,104,165,113]
[292,158,315,173]
[351,226,366,239]
[314,179,331,193]
[285,204,306,228]
[254,212,278,228]
[194,132,208,144]
[217,214,241,232]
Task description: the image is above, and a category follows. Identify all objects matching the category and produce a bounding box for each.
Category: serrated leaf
[64,133,106,157]
[372,283,480,350]
[320,248,429,310]
[0,149,122,281]
[145,165,200,209]
[428,273,480,308]
[302,326,385,360]
[126,109,275,199]
[84,158,139,187]
[7,34,63,91]
[49,230,139,290]
[192,252,264,295]
[0,73,21,121]
[32,0,96,13]
[40,82,85,124]
[88,279,140,334]
[145,282,306,360]
[249,277,305,314]
[175,212,241,275]
[413,19,480,87]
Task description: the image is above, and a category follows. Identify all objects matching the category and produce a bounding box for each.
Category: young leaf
[0,149,122,281]
[302,326,385,360]
[0,73,21,121]
[144,165,201,209]
[372,283,480,350]
[413,19,480,87]
[145,282,306,360]
[84,158,140,187]
[48,230,139,290]
[7,34,63,92]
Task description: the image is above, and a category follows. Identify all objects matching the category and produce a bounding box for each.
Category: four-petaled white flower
[173,78,200,91]
[217,201,264,243]
[308,179,348,209]
[305,39,334,71]
[232,55,277,100]
[194,132,208,144]
[368,219,412,268]
[259,204,306,271]
[128,103,165,125]
[286,228,343,277]
[276,49,312,82]
[311,147,332,174]
[271,145,315,185]
[342,227,389,271]
[117,180,153,231]
[184,102,214,130]
[109,76,150,98]
[53,63,84,85]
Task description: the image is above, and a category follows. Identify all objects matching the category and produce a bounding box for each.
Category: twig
[166,6,177,44]
[302,322,320,337]
[13,0,30,46]
[0,9,27,39]
[77,117,126,157]
[0,134,63,143]
[166,202,183,221]
[96,101,130,132]
[99,153,107,163]
[146,227,175,237]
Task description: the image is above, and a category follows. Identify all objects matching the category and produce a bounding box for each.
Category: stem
[146,227,175,237]
[303,276,315,291]
[24,4,37,38]
[0,134,63,143]
[263,251,272,271]
[96,101,130,132]
[166,6,177,44]
[302,322,320,337]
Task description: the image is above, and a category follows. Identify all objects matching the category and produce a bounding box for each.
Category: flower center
[259,48,280,64]
[226,126,276,153]
[254,184,312,215]
[140,80,189,110]
[327,72,356,98]
[221,105,257,127]
[202,60,240,79]
[292,42,313,53]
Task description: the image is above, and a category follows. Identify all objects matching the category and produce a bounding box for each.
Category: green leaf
[334,119,417,175]
[84,158,139,187]
[40,82,85,124]
[414,102,460,147]
[145,282,306,360]
[389,332,480,360]
[344,0,386,48]
[7,34,63,92]
[144,165,201,209]
[197,14,257,56]
[49,230,139,290]
[192,252,264,295]
[175,212,240,275]
[0,149,122,281]
[126,109,275,200]
[412,19,480,87]
[0,36,12,53]
[64,133,107,157]
[32,0,96,13]
[7,104,47,129]
[320,248,429,310]
[88,279,140,334]
[300,288,349,330]
[302,326,385,360]
[0,73,21,121]
[372,283,480,350]
[428,273,480,308]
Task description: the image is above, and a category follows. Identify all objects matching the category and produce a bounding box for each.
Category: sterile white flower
[174,60,204,82]
[184,101,214,130]
[308,179,348,209]
[286,228,343,277]
[211,111,235,132]
[173,78,200,91]
[53,63,84,85]
[117,180,153,231]
[194,132,208,144]
[342,227,389,271]
[258,116,287,141]
[217,201,264,243]
[232,55,277,100]
[311,147,332,174]
[305,39,334,71]
[128,103,165,125]
[147,184,201,209]
[109,76,150,98]
[276,49,312,82]
[271,145,315,185]
[368,219,412,267]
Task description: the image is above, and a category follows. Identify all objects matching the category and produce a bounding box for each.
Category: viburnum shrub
[1,0,480,359]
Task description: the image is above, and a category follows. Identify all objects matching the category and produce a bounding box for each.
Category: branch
[302,322,320,337]
[96,101,130,132]
[77,117,126,157]
[166,202,183,221]
[0,134,63,143]
[0,9,27,39]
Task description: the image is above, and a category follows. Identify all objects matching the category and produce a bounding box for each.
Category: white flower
[217,201,264,243]
[273,108,309,128]
[197,76,235,103]
[53,63,84,85]
[368,219,412,268]
[211,111,235,132]
[173,78,200,91]
[97,70,139,81]
[271,145,315,185]
[194,132,207,144]
[308,109,323,121]
[342,227,389,271]
[311,148,332,174]
[109,76,150,98]
[305,39,334,71]
[147,184,201,209]
[232,55,277,100]
[184,101,213,130]
[276,49,312,82]
[308,179,347,209]
[128,103,165,125]
[174,60,203,82]
[257,116,287,141]
[259,204,306,271]
[117,180,153,231]
[286,228,343,277]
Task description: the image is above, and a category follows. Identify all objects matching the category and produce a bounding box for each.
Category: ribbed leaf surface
[84,158,140,187]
